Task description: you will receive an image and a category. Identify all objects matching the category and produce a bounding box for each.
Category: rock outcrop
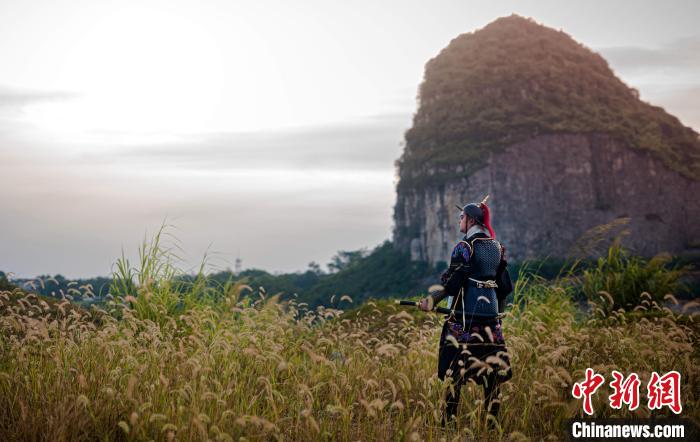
[393,15,700,264]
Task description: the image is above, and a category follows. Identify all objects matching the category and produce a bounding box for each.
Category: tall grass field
[1,233,698,440]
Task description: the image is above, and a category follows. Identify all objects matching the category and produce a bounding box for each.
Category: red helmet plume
[479,195,495,238]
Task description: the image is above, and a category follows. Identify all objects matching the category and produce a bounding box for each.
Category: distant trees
[0,272,16,291]
[327,249,369,273]
[306,261,323,275]
[200,242,435,308]
[4,243,438,310]
[6,274,112,299]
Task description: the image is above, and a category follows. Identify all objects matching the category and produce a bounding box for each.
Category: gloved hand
[418,296,433,312]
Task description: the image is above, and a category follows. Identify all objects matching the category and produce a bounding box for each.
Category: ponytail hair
[479,195,496,238]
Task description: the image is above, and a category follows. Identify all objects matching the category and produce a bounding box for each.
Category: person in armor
[418,196,514,429]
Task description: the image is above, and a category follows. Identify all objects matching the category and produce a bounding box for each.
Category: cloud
[82,112,413,172]
[637,83,700,130]
[0,109,408,277]
[598,35,700,75]
[0,85,80,125]
[0,85,79,108]
[597,36,700,131]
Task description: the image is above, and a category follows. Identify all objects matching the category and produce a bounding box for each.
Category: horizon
[2,0,699,279]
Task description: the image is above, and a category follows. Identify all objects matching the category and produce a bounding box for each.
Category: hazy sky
[1,0,699,278]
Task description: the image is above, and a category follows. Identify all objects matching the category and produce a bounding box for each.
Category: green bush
[580,241,686,313]
[108,224,250,328]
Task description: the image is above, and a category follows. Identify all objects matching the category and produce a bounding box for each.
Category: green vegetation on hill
[207,241,438,308]
[10,273,112,302]
[3,241,437,310]
[302,241,435,307]
[208,267,323,303]
[397,14,700,187]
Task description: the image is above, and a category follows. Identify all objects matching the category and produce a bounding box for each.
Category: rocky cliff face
[393,15,700,264]
[394,133,700,264]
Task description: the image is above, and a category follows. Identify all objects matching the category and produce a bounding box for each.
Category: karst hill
[394,14,700,264]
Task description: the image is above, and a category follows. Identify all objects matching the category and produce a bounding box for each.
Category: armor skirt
[437,317,513,386]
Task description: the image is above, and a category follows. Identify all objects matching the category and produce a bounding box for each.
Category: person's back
[454,233,502,317]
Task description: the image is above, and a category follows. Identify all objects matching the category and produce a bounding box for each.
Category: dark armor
[461,237,502,316]
[433,232,512,318]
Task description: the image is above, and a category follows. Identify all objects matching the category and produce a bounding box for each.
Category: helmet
[460,203,484,224]
[455,195,495,238]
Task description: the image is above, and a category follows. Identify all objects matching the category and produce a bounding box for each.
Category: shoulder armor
[458,240,472,258]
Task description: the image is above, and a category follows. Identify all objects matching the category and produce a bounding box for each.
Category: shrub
[580,241,687,314]
[108,224,251,328]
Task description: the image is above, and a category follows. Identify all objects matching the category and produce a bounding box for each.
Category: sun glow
[22,4,293,143]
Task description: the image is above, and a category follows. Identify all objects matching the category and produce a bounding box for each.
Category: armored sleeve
[431,241,471,305]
